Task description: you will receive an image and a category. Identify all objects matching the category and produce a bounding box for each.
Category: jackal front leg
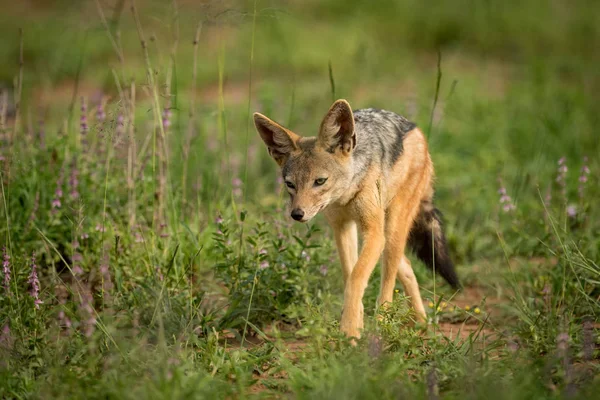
[331,220,359,285]
[340,214,385,340]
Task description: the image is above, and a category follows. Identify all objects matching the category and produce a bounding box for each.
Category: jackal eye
[285,180,295,189]
[314,177,328,186]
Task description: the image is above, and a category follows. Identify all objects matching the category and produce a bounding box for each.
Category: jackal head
[254,99,356,223]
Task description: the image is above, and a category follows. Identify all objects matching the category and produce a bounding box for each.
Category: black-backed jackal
[254,99,459,341]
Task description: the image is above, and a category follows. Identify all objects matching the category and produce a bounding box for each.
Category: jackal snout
[290,208,304,221]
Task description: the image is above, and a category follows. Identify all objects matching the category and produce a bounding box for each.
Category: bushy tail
[408,200,460,289]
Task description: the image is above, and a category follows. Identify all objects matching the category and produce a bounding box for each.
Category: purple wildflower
[0,324,11,350]
[115,114,125,142]
[95,224,107,233]
[58,310,72,329]
[259,260,269,270]
[2,247,10,294]
[159,223,169,238]
[162,108,172,129]
[232,177,243,198]
[556,157,568,201]
[134,231,144,243]
[319,265,328,276]
[566,205,577,218]
[215,214,224,224]
[51,168,65,213]
[155,265,164,282]
[301,250,311,262]
[28,252,43,309]
[498,185,516,212]
[80,97,89,148]
[72,251,83,277]
[69,160,80,199]
[578,156,590,199]
[56,285,72,332]
[544,185,552,205]
[96,101,106,122]
[79,285,96,337]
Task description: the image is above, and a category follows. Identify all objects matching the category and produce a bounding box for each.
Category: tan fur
[254,100,435,342]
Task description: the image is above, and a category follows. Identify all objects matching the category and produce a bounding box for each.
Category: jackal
[254,99,459,340]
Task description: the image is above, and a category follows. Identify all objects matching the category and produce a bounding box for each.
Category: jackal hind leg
[396,256,427,322]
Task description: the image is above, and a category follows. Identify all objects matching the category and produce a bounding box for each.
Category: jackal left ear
[317,99,355,155]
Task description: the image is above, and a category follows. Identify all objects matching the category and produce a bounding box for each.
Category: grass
[1,0,599,398]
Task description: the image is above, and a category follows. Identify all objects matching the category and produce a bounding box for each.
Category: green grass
[1,0,599,398]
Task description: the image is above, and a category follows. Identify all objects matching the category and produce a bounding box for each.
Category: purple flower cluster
[72,239,84,277]
[116,114,125,140]
[301,250,311,262]
[498,186,516,212]
[96,101,106,122]
[2,247,10,294]
[319,265,328,276]
[162,108,172,129]
[155,265,164,282]
[28,252,43,309]
[159,223,169,238]
[0,324,11,349]
[133,225,144,243]
[69,160,80,199]
[578,156,590,199]
[556,157,568,201]
[51,168,65,213]
[232,177,243,198]
[79,285,96,337]
[259,248,269,269]
[80,97,89,147]
[56,285,72,331]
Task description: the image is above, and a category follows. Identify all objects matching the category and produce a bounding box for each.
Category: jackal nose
[291,209,305,221]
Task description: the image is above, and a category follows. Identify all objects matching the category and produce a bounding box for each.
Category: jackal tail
[408,200,461,289]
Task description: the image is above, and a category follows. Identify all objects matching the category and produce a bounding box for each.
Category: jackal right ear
[253,113,300,167]
[317,99,355,155]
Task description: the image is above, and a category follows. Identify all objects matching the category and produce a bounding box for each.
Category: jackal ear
[253,113,300,166]
[317,99,355,155]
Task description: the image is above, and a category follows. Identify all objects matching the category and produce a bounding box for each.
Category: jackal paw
[340,307,364,343]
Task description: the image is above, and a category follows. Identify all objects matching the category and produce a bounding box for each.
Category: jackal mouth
[291,203,327,223]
